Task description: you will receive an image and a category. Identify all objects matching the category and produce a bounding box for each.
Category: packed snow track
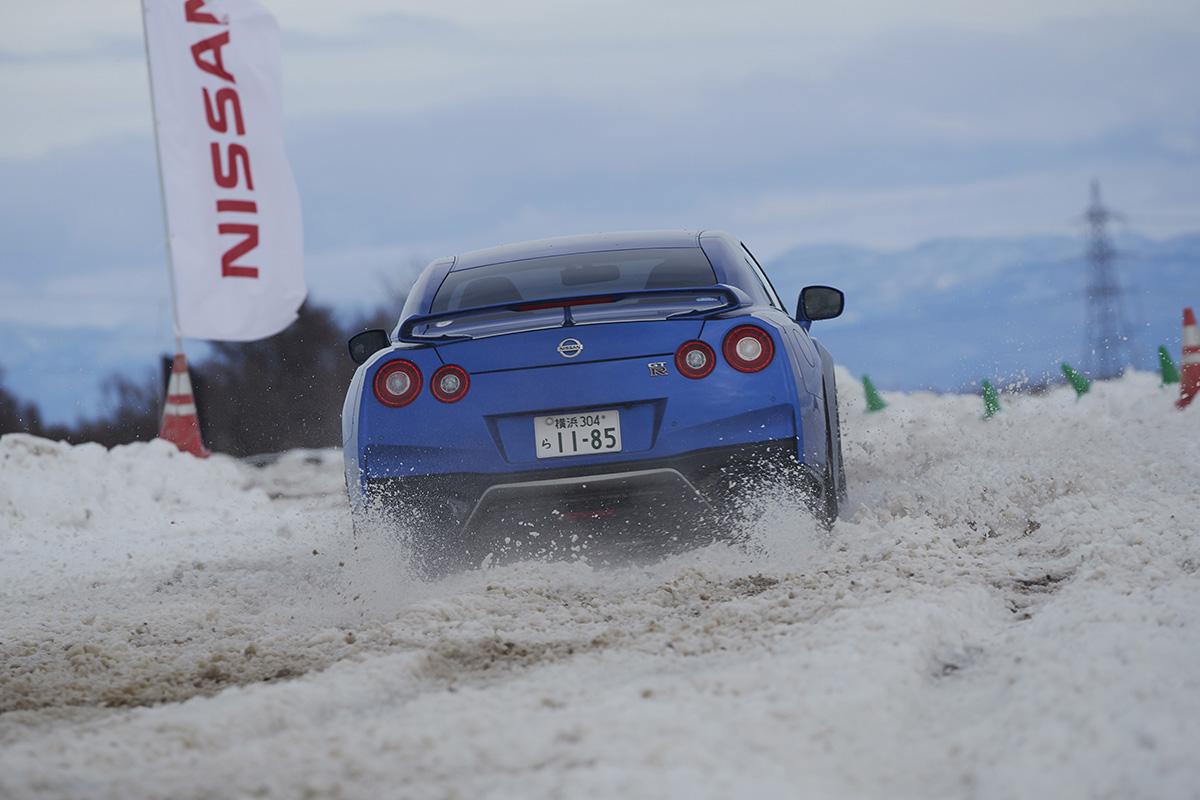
[1,370,1197,799]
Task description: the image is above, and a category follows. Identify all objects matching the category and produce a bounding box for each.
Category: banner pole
[139,0,183,354]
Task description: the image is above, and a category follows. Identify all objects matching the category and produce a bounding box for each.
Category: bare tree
[0,367,42,436]
[1,270,417,455]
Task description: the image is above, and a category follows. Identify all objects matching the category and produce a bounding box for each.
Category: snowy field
[1,370,1198,799]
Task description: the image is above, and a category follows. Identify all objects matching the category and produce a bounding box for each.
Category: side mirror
[797,286,844,322]
[348,329,390,365]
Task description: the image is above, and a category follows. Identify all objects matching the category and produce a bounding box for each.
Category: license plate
[535,409,622,459]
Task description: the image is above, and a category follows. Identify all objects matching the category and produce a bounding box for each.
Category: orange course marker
[1178,307,1200,410]
[159,352,211,457]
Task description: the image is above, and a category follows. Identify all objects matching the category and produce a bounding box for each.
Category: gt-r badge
[647,361,668,377]
[557,338,583,358]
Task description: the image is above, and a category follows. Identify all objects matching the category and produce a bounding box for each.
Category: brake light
[516,296,617,312]
[373,360,422,407]
[722,325,774,372]
[431,364,470,403]
[675,340,716,379]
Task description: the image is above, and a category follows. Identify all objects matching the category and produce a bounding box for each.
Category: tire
[815,383,840,529]
[828,379,847,502]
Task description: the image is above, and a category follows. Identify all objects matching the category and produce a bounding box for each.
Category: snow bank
[0,435,273,581]
[1,434,258,531]
[1,373,1197,799]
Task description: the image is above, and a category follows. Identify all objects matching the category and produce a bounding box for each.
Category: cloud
[0,35,143,65]
[0,268,168,330]
[281,11,462,50]
[3,0,1198,159]
[713,163,1200,253]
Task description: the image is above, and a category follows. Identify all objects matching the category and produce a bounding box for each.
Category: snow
[1,370,1198,799]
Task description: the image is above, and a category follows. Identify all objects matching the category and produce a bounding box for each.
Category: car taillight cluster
[373,360,471,407]
[674,325,774,379]
[373,360,422,407]
[374,326,774,406]
[722,325,775,372]
[431,365,470,403]
[675,340,716,379]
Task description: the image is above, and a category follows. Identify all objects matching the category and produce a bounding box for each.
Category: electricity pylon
[1082,180,1134,379]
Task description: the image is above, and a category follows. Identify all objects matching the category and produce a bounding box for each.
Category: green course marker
[981,380,1001,419]
[1060,362,1091,398]
[862,374,887,412]
[1158,346,1180,385]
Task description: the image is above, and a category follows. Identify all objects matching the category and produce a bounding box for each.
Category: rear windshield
[431,248,717,312]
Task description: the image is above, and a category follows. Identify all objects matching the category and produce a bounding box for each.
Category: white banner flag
[142,0,305,341]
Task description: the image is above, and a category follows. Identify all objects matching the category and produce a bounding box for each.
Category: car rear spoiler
[395,284,752,342]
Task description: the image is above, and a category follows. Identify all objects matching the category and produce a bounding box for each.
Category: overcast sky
[1,0,1198,417]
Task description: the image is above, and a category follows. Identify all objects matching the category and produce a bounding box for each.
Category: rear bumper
[463,467,707,533]
[364,437,811,531]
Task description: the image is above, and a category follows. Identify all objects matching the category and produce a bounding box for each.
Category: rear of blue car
[344,236,837,567]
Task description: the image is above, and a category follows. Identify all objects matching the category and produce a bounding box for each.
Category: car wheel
[815,383,840,529]
[829,379,848,501]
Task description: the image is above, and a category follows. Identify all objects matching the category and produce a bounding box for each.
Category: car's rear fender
[728,308,827,470]
[342,341,442,499]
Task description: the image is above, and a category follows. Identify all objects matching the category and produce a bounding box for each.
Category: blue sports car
[343,230,846,569]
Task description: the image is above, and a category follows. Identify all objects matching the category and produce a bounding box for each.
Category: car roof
[449,230,703,271]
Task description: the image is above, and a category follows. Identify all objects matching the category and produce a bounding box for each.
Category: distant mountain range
[765,232,1200,392]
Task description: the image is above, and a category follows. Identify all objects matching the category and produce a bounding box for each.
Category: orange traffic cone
[1178,307,1200,410]
[160,352,210,457]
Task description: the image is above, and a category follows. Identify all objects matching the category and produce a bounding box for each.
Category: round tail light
[373,360,422,407]
[722,325,774,372]
[675,340,716,379]
[431,364,470,403]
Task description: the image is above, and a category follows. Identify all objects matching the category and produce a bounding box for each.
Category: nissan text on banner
[143,0,305,341]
